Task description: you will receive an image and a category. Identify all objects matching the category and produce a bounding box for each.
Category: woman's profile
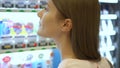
[37,0,113,68]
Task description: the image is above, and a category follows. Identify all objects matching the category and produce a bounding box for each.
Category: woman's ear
[61,19,72,32]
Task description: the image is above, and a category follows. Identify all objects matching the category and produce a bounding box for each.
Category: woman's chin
[37,31,44,37]
[37,31,49,38]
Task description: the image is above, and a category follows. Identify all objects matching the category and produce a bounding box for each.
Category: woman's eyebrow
[47,3,50,8]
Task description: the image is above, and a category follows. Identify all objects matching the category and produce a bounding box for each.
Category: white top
[58,58,112,68]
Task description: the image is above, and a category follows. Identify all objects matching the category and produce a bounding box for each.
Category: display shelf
[99,0,118,3]
[101,14,117,19]
[0,8,41,12]
[0,45,57,54]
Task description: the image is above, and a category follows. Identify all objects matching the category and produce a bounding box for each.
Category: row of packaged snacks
[0,0,47,9]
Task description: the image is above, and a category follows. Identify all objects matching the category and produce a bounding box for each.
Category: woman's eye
[45,7,49,12]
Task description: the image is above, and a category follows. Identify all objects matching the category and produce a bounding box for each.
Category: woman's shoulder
[58,58,113,68]
[58,58,97,68]
[98,57,113,68]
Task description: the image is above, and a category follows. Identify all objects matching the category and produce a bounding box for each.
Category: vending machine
[0,0,61,68]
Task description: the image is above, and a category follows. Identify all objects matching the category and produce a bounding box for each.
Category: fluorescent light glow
[100,14,117,19]
[99,0,118,3]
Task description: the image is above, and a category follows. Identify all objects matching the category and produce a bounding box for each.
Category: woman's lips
[39,21,41,26]
[39,24,41,27]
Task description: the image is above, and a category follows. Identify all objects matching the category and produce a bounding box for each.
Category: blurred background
[0,0,120,68]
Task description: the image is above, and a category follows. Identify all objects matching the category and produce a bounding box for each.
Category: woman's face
[37,0,63,38]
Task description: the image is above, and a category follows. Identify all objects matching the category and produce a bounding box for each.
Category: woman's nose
[37,9,46,18]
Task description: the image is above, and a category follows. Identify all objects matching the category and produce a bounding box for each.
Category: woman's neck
[54,34,76,60]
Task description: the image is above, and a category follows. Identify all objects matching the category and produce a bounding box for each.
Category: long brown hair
[52,0,101,62]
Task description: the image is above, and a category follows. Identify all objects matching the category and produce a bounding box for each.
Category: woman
[37,0,113,68]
